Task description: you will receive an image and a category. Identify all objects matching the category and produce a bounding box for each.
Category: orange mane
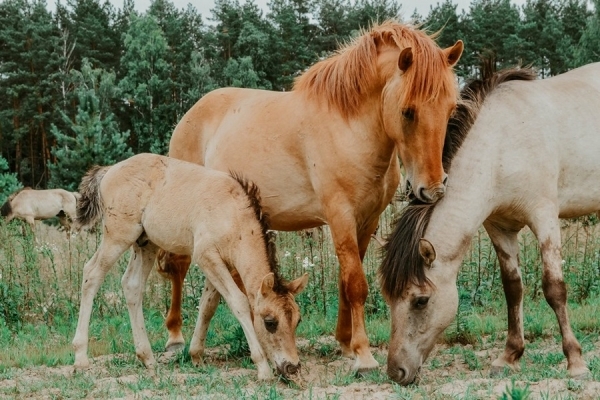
[293,20,458,118]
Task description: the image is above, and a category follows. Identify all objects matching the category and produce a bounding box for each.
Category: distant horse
[1,187,79,233]
[380,60,600,384]
[163,20,464,371]
[72,154,308,380]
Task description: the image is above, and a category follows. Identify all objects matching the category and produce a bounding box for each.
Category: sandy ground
[2,337,600,399]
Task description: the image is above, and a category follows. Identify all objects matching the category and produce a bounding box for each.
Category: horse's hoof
[191,355,204,367]
[353,354,379,375]
[158,351,178,364]
[165,342,185,353]
[490,365,507,377]
[73,359,90,371]
[569,367,591,380]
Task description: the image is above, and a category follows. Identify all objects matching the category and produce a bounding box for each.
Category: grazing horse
[163,20,464,371]
[380,60,600,384]
[72,154,308,380]
[1,187,79,233]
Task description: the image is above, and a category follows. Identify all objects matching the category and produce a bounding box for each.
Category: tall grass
[1,204,600,370]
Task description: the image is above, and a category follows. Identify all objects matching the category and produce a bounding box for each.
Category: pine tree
[49,60,132,191]
[118,14,172,154]
[575,0,600,66]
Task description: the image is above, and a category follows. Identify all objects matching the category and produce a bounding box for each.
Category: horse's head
[379,31,463,203]
[384,238,458,385]
[0,199,12,218]
[253,272,308,378]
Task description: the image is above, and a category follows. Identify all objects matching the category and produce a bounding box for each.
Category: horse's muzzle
[277,361,301,377]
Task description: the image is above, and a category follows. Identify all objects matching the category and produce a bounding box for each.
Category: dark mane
[229,172,288,295]
[379,60,538,299]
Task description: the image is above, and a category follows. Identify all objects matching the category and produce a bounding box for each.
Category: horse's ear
[444,40,464,67]
[260,273,275,297]
[287,273,309,296]
[398,47,413,72]
[418,239,436,266]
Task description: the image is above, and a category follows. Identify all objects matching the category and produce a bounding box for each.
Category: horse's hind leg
[484,221,525,375]
[329,215,378,372]
[73,237,130,369]
[122,242,159,369]
[161,253,191,352]
[530,207,589,378]
[189,279,221,366]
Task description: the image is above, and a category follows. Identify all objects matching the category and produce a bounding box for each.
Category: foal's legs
[484,221,525,375]
[122,243,159,368]
[189,280,221,366]
[329,214,378,372]
[73,237,131,369]
[529,207,589,378]
[195,248,272,380]
[189,268,246,365]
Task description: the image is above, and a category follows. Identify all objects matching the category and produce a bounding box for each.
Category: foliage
[0,0,599,186]
[48,59,133,191]
[0,156,22,205]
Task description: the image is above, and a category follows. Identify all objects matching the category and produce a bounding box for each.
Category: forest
[0,0,599,199]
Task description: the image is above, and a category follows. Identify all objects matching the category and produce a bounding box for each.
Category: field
[1,204,600,399]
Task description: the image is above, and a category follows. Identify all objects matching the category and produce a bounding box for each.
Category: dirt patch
[2,337,600,399]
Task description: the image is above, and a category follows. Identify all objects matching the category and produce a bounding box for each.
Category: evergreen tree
[0,0,61,187]
[49,60,132,191]
[0,156,22,205]
[268,0,318,89]
[118,14,172,154]
[424,1,468,76]
[575,0,600,66]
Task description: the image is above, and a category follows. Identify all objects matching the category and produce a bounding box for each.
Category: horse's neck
[230,236,271,309]
[425,129,497,277]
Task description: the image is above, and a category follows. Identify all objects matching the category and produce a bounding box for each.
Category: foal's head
[252,272,308,378]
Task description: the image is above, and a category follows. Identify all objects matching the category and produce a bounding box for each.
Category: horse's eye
[264,317,278,333]
[402,108,415,121]
[414,296,429,310]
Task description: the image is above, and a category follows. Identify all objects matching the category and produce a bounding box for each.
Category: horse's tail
[75,165,110,230]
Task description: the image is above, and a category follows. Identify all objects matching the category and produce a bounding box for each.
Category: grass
[1,209,600,398]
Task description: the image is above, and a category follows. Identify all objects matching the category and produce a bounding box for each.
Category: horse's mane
[379,59,538,300]
[293,20,457,118]
[229,172,288,295]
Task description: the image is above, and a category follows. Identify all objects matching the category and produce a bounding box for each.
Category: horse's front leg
[328,214,378,372]
[189,279,221,366]
[195,249,272,381]
[122,243,159,369]
[530,206,589,378]
[484,221,525,375]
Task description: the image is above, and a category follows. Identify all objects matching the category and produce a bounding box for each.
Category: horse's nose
[277,361,300,376]
[418,185,445,203]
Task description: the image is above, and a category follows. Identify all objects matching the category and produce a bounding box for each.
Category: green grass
[2,212,600,398]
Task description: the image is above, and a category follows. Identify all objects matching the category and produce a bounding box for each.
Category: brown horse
[163,21,463,372]
[71,154,308,380]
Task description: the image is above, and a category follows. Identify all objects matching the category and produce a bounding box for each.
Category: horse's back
[102,153,248,253]
[169,87,291,165]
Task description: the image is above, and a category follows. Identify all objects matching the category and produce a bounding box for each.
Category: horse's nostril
[418,187,428,201]
[442,175,449,186]
[285,362,300,375]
